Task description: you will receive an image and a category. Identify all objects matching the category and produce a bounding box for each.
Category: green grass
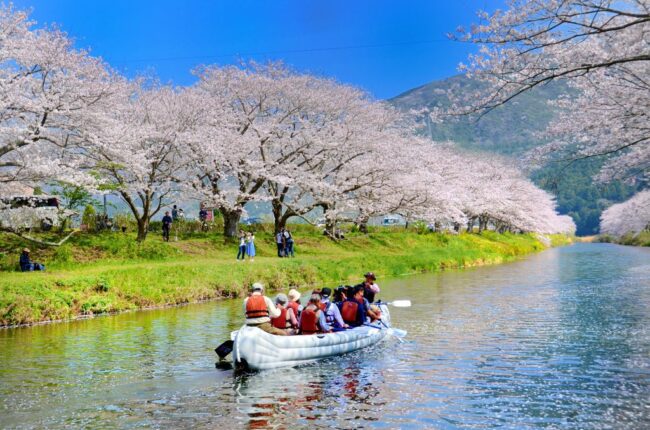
[0,226,570,326]
[598,231,650,247]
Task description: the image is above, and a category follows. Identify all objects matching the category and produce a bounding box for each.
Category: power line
[111,38,452,64]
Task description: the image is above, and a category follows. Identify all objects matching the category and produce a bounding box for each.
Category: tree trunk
[271,199,283,234]
[271,197,297,234]
[322,204,338,239]
[58,217,69,233]
[136,218,149,242]
[355,213,370,234]
[466,217,476,233]
[220,207,241,238]
[478,215,489,233]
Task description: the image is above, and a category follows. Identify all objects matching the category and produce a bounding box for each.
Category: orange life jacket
[300,307,320,334]
[341,300,359,324]
[271,306,290,329]
[318,302,326,312]
[287,301,300,318]
[245,295,269,319]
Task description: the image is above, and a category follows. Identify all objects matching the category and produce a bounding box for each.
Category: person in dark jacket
[283,228,295,257]
[20,248,45,272]
[359,272,380,303]
[162,211,173,242]
[340,285,380,327]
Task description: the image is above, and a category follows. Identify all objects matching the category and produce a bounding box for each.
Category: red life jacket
[271,306,290,329]
[287,301,300,318]
[245,295,269,319]
[341,300,359,324]
[300,307,320,334]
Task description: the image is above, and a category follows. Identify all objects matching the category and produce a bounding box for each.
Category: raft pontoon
[232,303,403,370]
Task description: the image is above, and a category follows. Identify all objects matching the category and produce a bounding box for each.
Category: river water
[0,243,649,429]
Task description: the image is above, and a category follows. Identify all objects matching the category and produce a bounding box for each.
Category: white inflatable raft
[232,303,403,370]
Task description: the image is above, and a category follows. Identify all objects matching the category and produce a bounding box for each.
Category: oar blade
[388,328,407,338]
[215,340,234,360]
[390,300,411,307]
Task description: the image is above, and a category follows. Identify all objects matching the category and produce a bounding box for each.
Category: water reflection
[0,243,649,429]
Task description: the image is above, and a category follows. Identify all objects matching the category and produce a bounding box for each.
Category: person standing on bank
[162,211,173,242]
[236,230,246,261]
[275,230,285,257]
[243,283,286,335]
[171,205,179,221]
[246,231,256,262]
[283,228,295,257]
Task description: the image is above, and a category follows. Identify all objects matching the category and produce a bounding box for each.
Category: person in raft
[287,288,303,318]
[299,293,332,334]
[270,293,299,334]
[340,285,381,327]
[360,272,380,303]
[320,287,348,331]
[243,283,287,335]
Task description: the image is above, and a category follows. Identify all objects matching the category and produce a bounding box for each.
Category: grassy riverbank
[0,226,571,327]
[597,231,650,247]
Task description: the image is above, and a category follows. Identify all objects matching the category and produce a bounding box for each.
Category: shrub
[52,244,74,264]
[81,205,97,232]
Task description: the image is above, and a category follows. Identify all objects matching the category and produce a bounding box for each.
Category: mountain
[389,75,640,236]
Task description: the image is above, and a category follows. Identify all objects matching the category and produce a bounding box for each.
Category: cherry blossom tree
[600,190,650,237]
[80,81,198,241]
[0,4,577,242]
[450,0,649,182]
[0,5,116,192]
[187,62,407,237]
[273,90,409,236]
[188,63,295,237]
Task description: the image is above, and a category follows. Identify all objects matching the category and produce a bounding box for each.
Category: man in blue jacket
[19,248,45,271]
[162,211,173,242]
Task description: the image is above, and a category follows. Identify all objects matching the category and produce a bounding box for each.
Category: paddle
[376,319,407,338]
[215,340,234,360]
[375,300,410,339]
[386,300,411,307]
[387,327,407,338]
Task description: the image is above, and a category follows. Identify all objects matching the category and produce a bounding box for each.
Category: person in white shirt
[320,287,348,331]
[243,283,286,335]
[276,231,285,257]
[236,230,246,260]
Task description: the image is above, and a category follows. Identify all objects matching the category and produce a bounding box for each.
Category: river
[1,243,649,429]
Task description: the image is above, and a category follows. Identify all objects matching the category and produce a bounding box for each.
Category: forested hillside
[389,75,640,235]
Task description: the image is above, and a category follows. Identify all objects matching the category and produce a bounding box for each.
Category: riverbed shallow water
[1,243,649,429]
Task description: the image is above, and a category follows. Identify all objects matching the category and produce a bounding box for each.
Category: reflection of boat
[233,303,401,370]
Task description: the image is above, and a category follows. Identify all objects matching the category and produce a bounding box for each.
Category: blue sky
[13,0,503,99]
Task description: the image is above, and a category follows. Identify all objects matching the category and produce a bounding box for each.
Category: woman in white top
[237,230,246,260]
